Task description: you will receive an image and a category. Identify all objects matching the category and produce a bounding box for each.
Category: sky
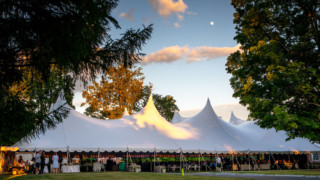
[73,0,243,117]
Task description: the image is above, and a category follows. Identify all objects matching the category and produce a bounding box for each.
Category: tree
[226,0,320,143]
[0,70,75,145]
[1,0,153,85]
[82,64,179,121]
[82,64,147,119]
[152,94,179,121]
[135,89,180,122]
[1,0,153,145]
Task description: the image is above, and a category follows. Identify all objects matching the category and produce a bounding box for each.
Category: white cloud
[149,0,188,27]
[174,22,180,28]
[142,45,240,64]
[177,14,184,21]
[142,45,189,64]
[149,0,188,17]
[120,8,135,22]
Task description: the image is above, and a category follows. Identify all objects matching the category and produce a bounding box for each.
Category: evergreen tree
[0,0,153,145]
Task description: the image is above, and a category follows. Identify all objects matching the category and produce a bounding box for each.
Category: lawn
[0,172,250,180]
[1,170,320,180]
[227,169,320,176]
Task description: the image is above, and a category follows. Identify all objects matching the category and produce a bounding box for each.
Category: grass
[0,172,251,180]
[1,170,320,180]
[225,169,320,176]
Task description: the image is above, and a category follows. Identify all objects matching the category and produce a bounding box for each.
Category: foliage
[82,65,147,119]
[0,0,153,144]
[227,0,320,142]
[152,94,179,121]
[1,0,153,85]
[136,92,180,122]
[82,64,179,121]
[0,70,74,145]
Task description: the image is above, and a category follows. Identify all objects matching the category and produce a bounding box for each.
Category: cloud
[141,45,240,64]
[174,22,180,28]
[187,45,240,62]
[142,45,189,64]
[120,8,135,22]
[149,0,188,17]
[177,14,184,21]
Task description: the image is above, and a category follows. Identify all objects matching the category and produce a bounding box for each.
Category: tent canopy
[14,94,320,153]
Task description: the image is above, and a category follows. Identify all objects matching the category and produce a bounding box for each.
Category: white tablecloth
[61,165,80,173]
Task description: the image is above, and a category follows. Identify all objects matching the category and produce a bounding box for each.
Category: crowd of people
[11,150,60,175]
[1,151,313,174]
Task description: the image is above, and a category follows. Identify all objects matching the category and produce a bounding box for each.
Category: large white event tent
[229,111,247,125]
[14,95,320,154]
[171,112,187,124]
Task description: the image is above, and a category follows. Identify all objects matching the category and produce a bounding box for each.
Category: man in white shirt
[216,155,222,171]
[35,151,42,174]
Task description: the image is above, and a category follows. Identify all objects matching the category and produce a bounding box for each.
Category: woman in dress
[52,153,59,174]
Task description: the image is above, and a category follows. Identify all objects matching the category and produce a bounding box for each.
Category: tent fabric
[229,111,247,125]
[228,113,320,153]
[171,112,187,124]
[14,95,320,153]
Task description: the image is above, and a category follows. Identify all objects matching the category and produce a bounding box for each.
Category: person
[52,153,59,174]
[43,154,49,173]
[17,156,24,167]
[30,155,36,174]
[40,151,45,174]
[17,156,23,163]
[216,155,222,171]
[36,151,41,174]
[3,153,9,173]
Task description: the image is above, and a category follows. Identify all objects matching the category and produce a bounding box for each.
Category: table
[240,164,250,171]
[259,163,271,170]
[155,166,166,173]
[61,165,80,173]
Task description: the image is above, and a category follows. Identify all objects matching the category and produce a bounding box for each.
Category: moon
[210,21,214,26]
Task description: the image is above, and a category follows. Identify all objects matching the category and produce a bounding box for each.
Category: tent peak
[147,94,153,104]
[122,108,130,118]
[205,98,213,108]
[50,90,72,112]
[229,111,246,125]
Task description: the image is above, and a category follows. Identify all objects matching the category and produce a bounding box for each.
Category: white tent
[174,99,248,153]
[229,111,247,125]
[171,112,187,124]
[14,95,320,153]
[14,95,191,152]
[227,113,320,153]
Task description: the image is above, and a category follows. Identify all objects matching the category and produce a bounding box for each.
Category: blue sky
[73,0,241,113]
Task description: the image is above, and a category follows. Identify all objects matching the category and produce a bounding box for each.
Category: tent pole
[248,152,250,171]
[232,153,234,172]
[250,154,258,171]
[180,149,182,173]
[270,153,281,170]
[199,151,212,171]
[154,147,156,173]
[198,150,200,172]
[67,146,69,170]
[126,147,128,171]
[98,147,100,163]
[235,154,241,171]
[307,152,310,171]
